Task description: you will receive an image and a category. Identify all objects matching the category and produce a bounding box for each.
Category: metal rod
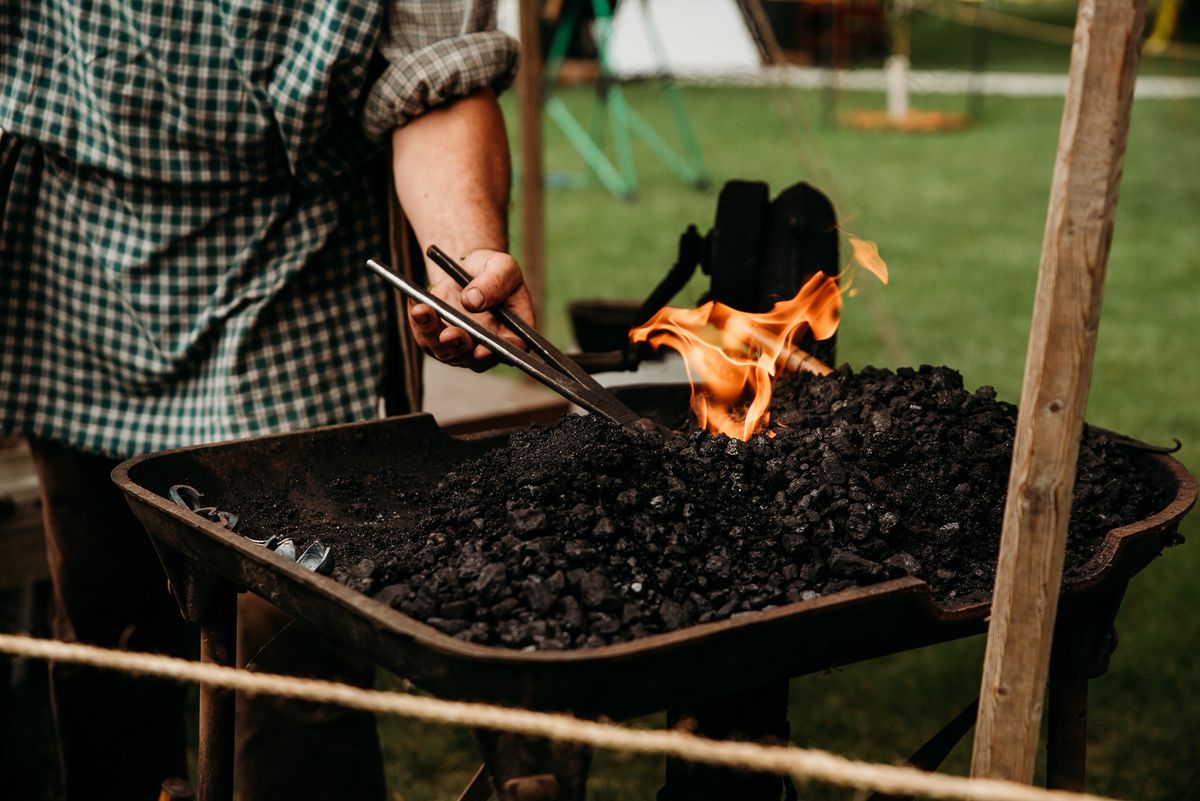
[367,259,646,432]
[544,96,635,199]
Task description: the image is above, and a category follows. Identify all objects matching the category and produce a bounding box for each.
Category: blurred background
[3,1,1198,798]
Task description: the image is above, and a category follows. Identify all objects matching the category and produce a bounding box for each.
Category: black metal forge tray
[112,385,1197,719]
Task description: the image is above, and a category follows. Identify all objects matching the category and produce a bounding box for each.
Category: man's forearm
[388,88,532,368]
[390,88,512,258]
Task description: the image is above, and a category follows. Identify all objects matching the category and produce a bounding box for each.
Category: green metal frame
[543,0,710,200]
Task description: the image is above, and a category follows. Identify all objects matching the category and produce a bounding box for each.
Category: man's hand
[408,249,535,371]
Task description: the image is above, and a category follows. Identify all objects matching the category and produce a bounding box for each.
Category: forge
[115,389,1194,800]
[217,366,1179,652]
[114,182,1197,801]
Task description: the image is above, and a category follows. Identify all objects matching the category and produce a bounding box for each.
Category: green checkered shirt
[0,0,517,458]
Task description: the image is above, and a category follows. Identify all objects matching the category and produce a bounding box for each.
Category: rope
[915,0,1070,46]
[915,0,1200,60]
[0,633,1126,801]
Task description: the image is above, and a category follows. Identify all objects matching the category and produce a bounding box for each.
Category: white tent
[496,0,762,79]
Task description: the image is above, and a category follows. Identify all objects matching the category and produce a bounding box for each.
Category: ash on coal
[340,365,1174,650]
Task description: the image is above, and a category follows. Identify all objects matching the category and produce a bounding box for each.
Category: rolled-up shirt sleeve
[361,0,520,141]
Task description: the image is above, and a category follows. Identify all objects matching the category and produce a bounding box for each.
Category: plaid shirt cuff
[361,30,519,141]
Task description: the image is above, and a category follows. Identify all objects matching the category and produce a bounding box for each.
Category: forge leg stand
[474,729,592,801]
[196,583,237,801]
[1047,669,1088,792]
[660,680,791,801]
[151,540,239,801]
[1045,584,1127,792]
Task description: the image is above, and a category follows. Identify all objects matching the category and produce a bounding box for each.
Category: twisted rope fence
[0,633,1127,801]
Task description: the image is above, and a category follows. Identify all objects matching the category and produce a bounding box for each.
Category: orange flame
[630,272,842,441]
[847,235,890,284]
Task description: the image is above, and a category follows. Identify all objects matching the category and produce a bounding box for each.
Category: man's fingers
[407,258,535,370]
[410,303,439,333]
[460,251,524,313]
[438,326,471,350]
[470,344,499,372]
[409,301,459,362]
[503,286,537,329]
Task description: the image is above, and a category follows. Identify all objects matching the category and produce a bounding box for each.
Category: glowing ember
[630,272,842,441]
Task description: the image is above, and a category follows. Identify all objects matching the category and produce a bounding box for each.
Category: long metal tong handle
[424,246,649,425]
[426,245,612,397]
[366,259,647,432]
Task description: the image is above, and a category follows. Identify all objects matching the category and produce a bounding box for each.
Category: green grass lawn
[381,85,1200,799]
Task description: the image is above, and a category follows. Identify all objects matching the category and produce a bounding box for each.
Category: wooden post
[970,0,1148,784]
[886,0,912,122]
[518,0,546,326]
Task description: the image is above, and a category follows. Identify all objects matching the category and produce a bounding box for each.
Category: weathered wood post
[971,0,1149,783]
[518,0,546,326]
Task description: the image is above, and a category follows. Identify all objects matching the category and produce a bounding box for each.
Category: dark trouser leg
[27,438,194,801]
[235,593,386,801]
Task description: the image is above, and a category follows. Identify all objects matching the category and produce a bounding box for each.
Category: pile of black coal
[336,365,1174,650]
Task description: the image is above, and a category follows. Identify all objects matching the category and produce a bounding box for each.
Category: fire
[847,235,889,284]
[629,233,889,441]
[630,272,842,441]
